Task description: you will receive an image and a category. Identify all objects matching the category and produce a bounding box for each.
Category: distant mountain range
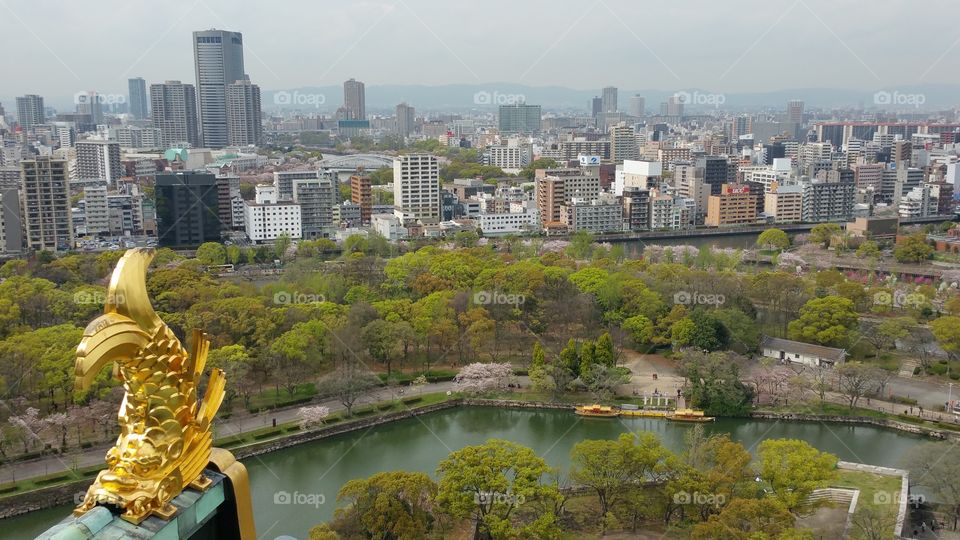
[8,83,960,116]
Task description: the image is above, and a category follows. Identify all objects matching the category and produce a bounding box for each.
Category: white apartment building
[372,213,407,241]
[650,191,693,230]
[82,184,110,236]
[274,170,318,201]
[479,202,540,236]
[614,160,662,196]
[111,126,162,148]
[899,185,932,218]
[394,154,440,223]
[75,140,121,185]
[244,184,302,243]
[485,140,532,173]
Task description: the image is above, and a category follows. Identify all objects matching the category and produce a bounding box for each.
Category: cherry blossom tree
[298,406,331,430]
[453,362,514,395]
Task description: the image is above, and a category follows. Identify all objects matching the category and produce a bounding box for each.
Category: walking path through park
[0,379,458,485]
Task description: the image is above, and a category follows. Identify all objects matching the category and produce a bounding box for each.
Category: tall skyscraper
[155,171,221,247]
[601,86,618,113]
[590,97,602,117]
[21,157,72,250]
[788,100,804,124]
[16,94,45,128]
[667,95,684,117]
[74,91,105,124]
[128,78,149,119]
[393,154,440,223]
[150,81,199,147]
[226,77,262,146]
[629,95,645,117]
[193,29,245,148]
[343,78,366,120]
[75,141,122,184]
[396,102,415,138]
[498,104,542,133]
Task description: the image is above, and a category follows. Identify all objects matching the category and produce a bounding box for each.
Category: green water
[7,407,926,539]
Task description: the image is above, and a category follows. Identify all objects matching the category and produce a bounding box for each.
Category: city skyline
[2,0,960,101]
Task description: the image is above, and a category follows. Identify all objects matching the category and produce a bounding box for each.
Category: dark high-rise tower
[193,29,245,148]
[128,78,149,119]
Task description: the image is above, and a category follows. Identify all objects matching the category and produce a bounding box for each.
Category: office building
[498,104,541,133]
[629,95,645,117]
[350,175,372,224]
[787,100,804,124]
[128,77,149,119]
[601,86,618,113]
[396,102,415,138]
[393,154,440,223]
[155,171,221,247]
[293,176,336,239]
[21,157,72,250]
[150,81,199,147]
[764,183,804,223]
[193,29,246,148]
[343,78,366,120]
[705,183,757,226]
[75,140,121,184]
[112,125,162,148]
[696,156,730,195]
[226,77,262,146]
[16,94,44,128]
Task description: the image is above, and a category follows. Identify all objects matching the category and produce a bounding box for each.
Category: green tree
[436,439,563,540]
[856,240,881,259]
[932,316,960,360]
[519,158,558,179]
[757,438,838,511]
[623,315,654,347]
[275,233,292,261]
[809,223,841,248]
[691,498,800,539]
[334,471,438,540]
[787,296,858,348]
[757,228,790,251]
[688,310,730,352]
[680,350,753,416]
[570,433,673,518]
[595,332,615,366]
[567,231,596,259]
[195,242,226,266]
[893,233,933,263]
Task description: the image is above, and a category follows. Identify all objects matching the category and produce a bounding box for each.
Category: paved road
[0,380,460,485]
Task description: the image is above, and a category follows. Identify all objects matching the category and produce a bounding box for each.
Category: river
[8,406,927,539]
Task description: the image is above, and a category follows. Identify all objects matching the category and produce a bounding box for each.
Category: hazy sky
[2,0,959,98]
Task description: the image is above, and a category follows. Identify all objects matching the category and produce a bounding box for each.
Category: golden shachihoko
[73,248,225,524]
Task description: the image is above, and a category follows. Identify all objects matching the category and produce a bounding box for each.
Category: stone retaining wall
[750,411,958,440]
[0,478,89,519]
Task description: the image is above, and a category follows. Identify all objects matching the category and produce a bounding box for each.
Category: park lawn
[834,469,903,540]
